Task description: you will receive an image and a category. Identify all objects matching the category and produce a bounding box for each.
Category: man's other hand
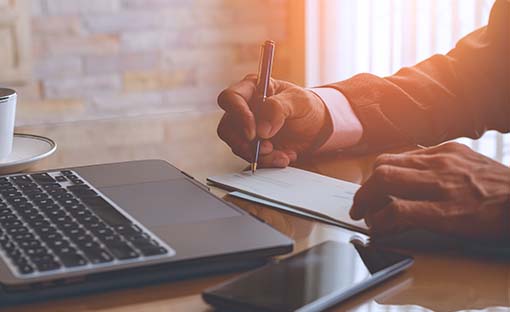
[350,142,510,240]
[217,75,329,168]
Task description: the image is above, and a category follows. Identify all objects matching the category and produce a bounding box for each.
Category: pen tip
[251,163,257,174]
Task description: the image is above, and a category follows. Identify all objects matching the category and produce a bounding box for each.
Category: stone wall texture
[8,0,288,125]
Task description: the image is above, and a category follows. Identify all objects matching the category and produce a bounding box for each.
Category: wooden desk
[6,112,510,312]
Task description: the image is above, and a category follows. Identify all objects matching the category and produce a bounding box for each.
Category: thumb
[256,93,293,139]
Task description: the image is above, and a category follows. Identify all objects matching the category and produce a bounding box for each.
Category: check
[207,167,368,233]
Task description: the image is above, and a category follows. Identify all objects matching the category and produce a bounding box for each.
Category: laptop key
[81,196,131,227]
[39,231,63,242]
[17,182,39,191]
[58,250,88,268]
[47,188,68,196]
[55,176,67,182]
[23,213,45,223]
[34,225,57,236]
[57,221,78,232]
[64,227,86,239]
[7,226,29,235]
[140,246,168,257]
[82,248,114,264]
[0,237,16,253]
[40,182,62,189]
[72,234,95,246]
[47,239,71,250]
[18,239,43,250]
[52,193,74,201]
[33,259,61,272]
[25,247,50,258]
[11,232,35,241]
[12,202,34,211]
[18,263,35,274]
[2,220,23,229]
[91,226,114,238]
[0,214,17,223]
[7,196,28,204]
[103,241,139,260]
[6,247,24,262]
[73,189,97,198]
[27,192,49,200]
[67,185,90,191]
[3,191,22,199]
[31,173,56,184]
[10,175,31,184]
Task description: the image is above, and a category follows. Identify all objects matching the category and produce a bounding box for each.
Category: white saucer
[0,133,57,174]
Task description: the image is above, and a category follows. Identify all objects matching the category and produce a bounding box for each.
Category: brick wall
[8,0,288,125]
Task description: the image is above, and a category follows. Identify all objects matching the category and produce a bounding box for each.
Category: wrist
[309,90,334,150]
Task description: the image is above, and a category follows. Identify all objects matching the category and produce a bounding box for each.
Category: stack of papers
[207,167,368,234]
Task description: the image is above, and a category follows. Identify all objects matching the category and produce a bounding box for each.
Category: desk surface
[6,112,509,312]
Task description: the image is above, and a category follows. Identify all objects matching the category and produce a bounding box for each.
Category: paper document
[207,167,368,233]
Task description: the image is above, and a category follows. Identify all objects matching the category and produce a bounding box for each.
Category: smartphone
[202,240,413,312]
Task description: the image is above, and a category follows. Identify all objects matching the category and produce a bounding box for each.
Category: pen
[251,40,275,174]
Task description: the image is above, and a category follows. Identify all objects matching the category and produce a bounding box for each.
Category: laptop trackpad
[99,179,241,227]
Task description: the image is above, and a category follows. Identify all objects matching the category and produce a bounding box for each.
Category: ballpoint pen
[251,40,275,174]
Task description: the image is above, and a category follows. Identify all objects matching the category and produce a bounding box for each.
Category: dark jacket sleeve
[327,0,509,151]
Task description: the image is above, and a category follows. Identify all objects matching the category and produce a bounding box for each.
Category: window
[306,0,508,164]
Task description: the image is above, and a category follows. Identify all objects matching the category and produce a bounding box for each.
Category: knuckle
[441,142,467,152]
[374,153,392,166]
[430,155,451,167]
[384,201,403,224]
[373,165,392,184]
[243,73,257,81]
[217,89,232,106]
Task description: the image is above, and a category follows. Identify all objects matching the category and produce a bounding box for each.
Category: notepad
[207,167,368,233]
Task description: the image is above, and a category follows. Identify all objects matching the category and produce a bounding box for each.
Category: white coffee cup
[0,88,17,160]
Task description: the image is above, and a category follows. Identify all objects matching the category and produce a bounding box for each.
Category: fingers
[257,150,291,168]
[374,153,431,170]
[217,115,296,167]
[259,140,274,155]
[217,114,251,161]
[256,148,297,168]
[217,77,258,140]
[366,199,444,236]
[350,165,442,220]
[255,94,293,139]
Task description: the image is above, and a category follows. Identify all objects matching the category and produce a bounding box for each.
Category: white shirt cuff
[309,87,363,152]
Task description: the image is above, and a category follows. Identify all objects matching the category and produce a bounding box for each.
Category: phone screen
[203,240,412,312]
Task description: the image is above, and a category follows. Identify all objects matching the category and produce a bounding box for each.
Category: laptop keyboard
[0,170,174,278]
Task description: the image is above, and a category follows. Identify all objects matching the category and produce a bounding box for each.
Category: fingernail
[257,121,272,138]
[273,158,288,167]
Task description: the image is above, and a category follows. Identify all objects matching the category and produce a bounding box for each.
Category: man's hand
[217,75,329,168]
[350,142,510,240]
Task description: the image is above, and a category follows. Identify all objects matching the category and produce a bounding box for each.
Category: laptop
[0,159,293,305]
